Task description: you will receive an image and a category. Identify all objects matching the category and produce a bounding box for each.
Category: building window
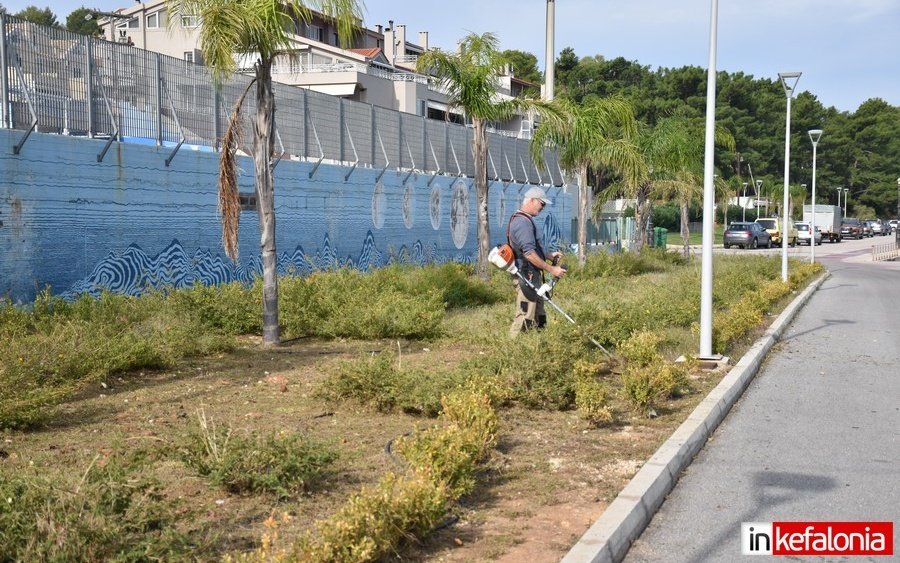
[181,15,199,28]
[146,12,159,28]
[305,24,323,42]
[184,51,193,63]
[127,17,139,29]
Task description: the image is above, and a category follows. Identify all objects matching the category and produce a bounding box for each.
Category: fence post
[422,114,427,173]
[338,97,344,163]
[155,53,162,146]
[302,87,308,158]
[370,104,375,167]
[0,12,9,129]
[398,111,403,170]
[85,36,94,137]
[213,86,221,152]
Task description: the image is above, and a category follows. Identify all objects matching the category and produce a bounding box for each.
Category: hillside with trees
[554,47,900,218]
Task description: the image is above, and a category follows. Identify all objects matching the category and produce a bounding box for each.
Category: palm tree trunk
[633,182,651,253]
[473,118,491,280]
[680,200,690,257]
[578,163,589,265]
[254,61,279,346]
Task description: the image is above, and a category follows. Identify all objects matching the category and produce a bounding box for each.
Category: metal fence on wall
[0,14,563,185]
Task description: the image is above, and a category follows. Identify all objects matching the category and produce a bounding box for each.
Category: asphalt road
[622,239,900,562]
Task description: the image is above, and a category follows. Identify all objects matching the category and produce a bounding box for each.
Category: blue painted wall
[0,130,573,304]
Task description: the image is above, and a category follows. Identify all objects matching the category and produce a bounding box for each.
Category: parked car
[867,220,884,235]
[724,222,772,249]
[841,218,863,239]
[755,218,797,246]
[795,222,822,246]
[889,219,899,233]
[861,221,874,238]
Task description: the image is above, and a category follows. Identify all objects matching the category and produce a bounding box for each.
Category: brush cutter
[489,245,613,358]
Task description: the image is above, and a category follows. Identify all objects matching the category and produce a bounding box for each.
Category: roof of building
[349,47,383,59]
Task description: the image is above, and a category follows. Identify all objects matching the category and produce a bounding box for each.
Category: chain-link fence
[0,14,562,185]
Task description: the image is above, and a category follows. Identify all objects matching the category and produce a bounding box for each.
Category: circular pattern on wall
[450,180,469,249]
[430,185,441,230]
[496,189,507,228]
[402,182,415,229]
[371,181,386,229]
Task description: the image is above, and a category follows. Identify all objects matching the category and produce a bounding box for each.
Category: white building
[99,1,534,137]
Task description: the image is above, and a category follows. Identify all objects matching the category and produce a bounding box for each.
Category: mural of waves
[61,231,408,299]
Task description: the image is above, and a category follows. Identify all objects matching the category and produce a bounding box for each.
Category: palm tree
[417,32,554,278]
[530,97,641,265]
[647,117,735,256]
[165,0,362,346]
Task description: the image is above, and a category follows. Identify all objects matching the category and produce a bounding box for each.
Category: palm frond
[218,78,257,262]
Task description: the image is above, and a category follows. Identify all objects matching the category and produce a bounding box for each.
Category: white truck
[802,204,843,243]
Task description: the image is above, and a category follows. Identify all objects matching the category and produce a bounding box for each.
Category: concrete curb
[561,272,830,563]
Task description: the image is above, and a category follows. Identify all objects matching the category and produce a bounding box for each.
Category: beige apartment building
[99,0,536,138]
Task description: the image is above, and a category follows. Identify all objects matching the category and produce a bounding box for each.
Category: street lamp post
[808,129,822,262]
[843,188,849,218]
[699,0,719,359]
[836,185,842,208]
[742,182,748,221]
[755,179,763,219]
[778,71,801,282]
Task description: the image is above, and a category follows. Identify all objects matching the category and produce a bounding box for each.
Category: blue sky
[5,0,898,112]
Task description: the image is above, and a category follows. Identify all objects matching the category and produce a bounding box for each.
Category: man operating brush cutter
[504,187,565,336]
[492,187,613,358]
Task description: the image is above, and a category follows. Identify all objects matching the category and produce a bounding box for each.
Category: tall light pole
[843,187,849,218]
[755,179,763,219]
[544,0,555,101]
[699,0,719,360]
[778,71,801,282]
[808,129,822,262]
[742,182,748,221]
[836,185,842,208]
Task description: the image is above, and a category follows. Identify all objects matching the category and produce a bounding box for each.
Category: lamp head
[778,71,802,97]
[808,129,823,145]
[755,179,763,189]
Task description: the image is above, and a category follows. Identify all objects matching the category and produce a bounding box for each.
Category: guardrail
[871,241,898,262]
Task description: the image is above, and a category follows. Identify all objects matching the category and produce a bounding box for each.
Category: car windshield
[796,224,810,231]
[757,220,776,228]
[729,224,750,231]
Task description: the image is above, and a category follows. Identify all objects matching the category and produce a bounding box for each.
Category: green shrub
[460,323,600,410]
[574,360,614,425]
[277,390,498,562]
[387,263,505,309]
[621,361,690,412]
[279,269,445,340]
[0,291,233,429]
[180,410,337,499]
[619,330,664,367]
[0,453,212,561]
[321,350,466,417]
[167,281,259,334]
[284,472,449,563]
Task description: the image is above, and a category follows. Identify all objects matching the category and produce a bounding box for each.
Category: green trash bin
[656,228,668,248]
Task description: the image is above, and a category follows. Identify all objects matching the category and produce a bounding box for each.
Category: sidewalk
[565,253,900,562]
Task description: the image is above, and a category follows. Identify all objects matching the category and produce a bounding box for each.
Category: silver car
[795,222,822,246]
[724,222,772,249]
